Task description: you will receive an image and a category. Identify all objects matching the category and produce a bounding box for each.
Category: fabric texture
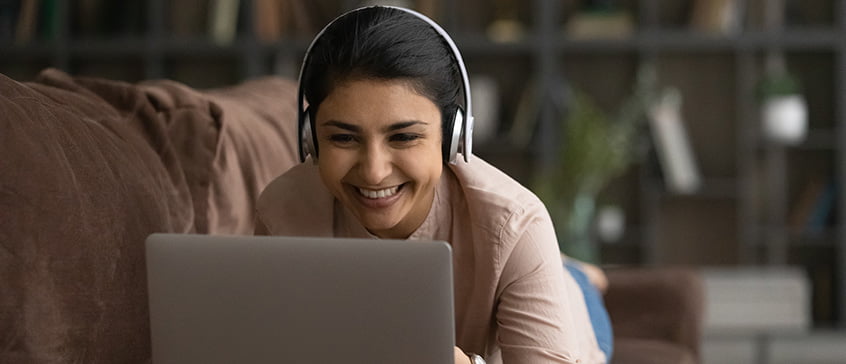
[0,69,298,363]
[255,155,606,364]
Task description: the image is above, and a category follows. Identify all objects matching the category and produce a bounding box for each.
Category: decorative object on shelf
[758,54,807,146]
[563,0,633,40]
[486,0,525,43]
[690,0,744,35]
[647,86,702,195]
[507,78,541,149]
[595,204,625,243]
[469,75,500,146]
[532,66,656,262]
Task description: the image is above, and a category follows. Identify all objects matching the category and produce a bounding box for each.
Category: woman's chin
[359,215,403,237]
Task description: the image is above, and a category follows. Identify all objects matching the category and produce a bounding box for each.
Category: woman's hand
[454,346,472,364]
[561,254,609,293]
[579,261,609,293]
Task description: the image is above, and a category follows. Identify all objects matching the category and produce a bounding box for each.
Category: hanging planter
[759,71,807,145]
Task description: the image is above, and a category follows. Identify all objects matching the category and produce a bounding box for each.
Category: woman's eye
[390,133,421,143]
[329,134,356,144]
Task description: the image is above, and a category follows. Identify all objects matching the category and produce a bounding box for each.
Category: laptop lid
[145,233,455,364]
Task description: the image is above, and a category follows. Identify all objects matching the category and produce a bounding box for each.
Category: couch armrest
[604,267,704,359]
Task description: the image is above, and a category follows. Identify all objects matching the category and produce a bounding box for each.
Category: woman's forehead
[317,79,441,129]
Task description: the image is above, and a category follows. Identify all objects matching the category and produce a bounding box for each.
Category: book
[254,0,283,42]
[0,0,21,40]
[287,0,314,35]
[788,175,827,234]
[506,78,540,149]
[646,88,702,194]
[72,0,102,37]
[170,0,209,37]
[254,0,326,42]
[805,179,836,235]
[564,10,634,40]
[469,74,500,146]
[690,0,745,35]
[37,0,55,40]
[208,0,239,44]
[14,0,38,43]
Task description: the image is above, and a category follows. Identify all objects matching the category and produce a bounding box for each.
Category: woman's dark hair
[301,7,462,126]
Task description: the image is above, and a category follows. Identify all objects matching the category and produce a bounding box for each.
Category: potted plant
[533,66,656,262]
[758,57,807,145]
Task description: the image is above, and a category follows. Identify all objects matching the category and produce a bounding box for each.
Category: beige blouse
[255,156,606,364]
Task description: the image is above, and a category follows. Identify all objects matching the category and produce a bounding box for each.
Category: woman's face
[314,78,443,239]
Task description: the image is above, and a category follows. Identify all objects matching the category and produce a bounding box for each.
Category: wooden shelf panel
[556,29,842,53]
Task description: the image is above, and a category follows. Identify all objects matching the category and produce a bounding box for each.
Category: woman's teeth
[358,185,400,199]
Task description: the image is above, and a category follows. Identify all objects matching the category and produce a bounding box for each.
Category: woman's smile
[349,183,407,209]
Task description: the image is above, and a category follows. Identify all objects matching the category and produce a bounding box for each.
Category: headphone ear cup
[442,105,464,163]
[300,106,318,163]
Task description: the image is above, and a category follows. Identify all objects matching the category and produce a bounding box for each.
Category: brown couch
[0,69,702,363]
[606,268,704,364]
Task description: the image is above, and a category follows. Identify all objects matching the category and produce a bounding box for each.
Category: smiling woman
[316,79,443,239]
[254,5,608,364]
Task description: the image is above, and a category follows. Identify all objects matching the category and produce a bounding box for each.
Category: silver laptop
[145,233,455,364]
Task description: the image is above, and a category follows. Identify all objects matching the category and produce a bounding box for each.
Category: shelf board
[4,37,253,58]
[750,226,838,246]
[2,42,55,58]
[646,177,738,199]
[754,129,838,150]
[556,28,841,53]
[158,38,245,57]
[67,38,149,57]
[6,27,840,59]
[599,226,646,247]
[800,129,838,149]
[454,34,537,55]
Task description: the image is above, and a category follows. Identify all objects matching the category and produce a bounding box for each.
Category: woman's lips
[358,185,400,198]
[352,183,405,209]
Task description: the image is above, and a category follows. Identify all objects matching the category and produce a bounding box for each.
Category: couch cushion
[0,71,195,363]
[0,69,299,363]
[605,268,704,360]
[612,338,696,364]
[138,77,299,234]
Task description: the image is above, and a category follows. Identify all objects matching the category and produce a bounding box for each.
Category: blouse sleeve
[494,215,606,364]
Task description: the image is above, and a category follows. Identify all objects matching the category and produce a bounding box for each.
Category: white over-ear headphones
[296,5,474,164]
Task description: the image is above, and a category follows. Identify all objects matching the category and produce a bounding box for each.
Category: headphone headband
[297,5,474,163]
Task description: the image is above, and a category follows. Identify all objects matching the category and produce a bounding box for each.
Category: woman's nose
[358,144,392,185]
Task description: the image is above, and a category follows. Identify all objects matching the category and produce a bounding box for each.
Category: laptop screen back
[146,234,454,364]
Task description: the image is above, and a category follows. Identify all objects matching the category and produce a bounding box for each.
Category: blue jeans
[564,260,613,362]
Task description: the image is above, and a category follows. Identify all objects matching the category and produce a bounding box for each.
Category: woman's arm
[495,219,606,364]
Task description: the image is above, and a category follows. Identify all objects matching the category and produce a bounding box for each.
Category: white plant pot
[762,94,808,145]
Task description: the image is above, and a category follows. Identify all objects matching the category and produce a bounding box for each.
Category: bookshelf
[2,0,845,330]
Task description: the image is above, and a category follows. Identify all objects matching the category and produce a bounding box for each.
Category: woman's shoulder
[448,155,549,237]
[255,162,334,236]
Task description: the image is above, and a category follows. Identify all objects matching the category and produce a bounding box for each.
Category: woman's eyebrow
[322,120,360,132]
[385,121,428,132]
